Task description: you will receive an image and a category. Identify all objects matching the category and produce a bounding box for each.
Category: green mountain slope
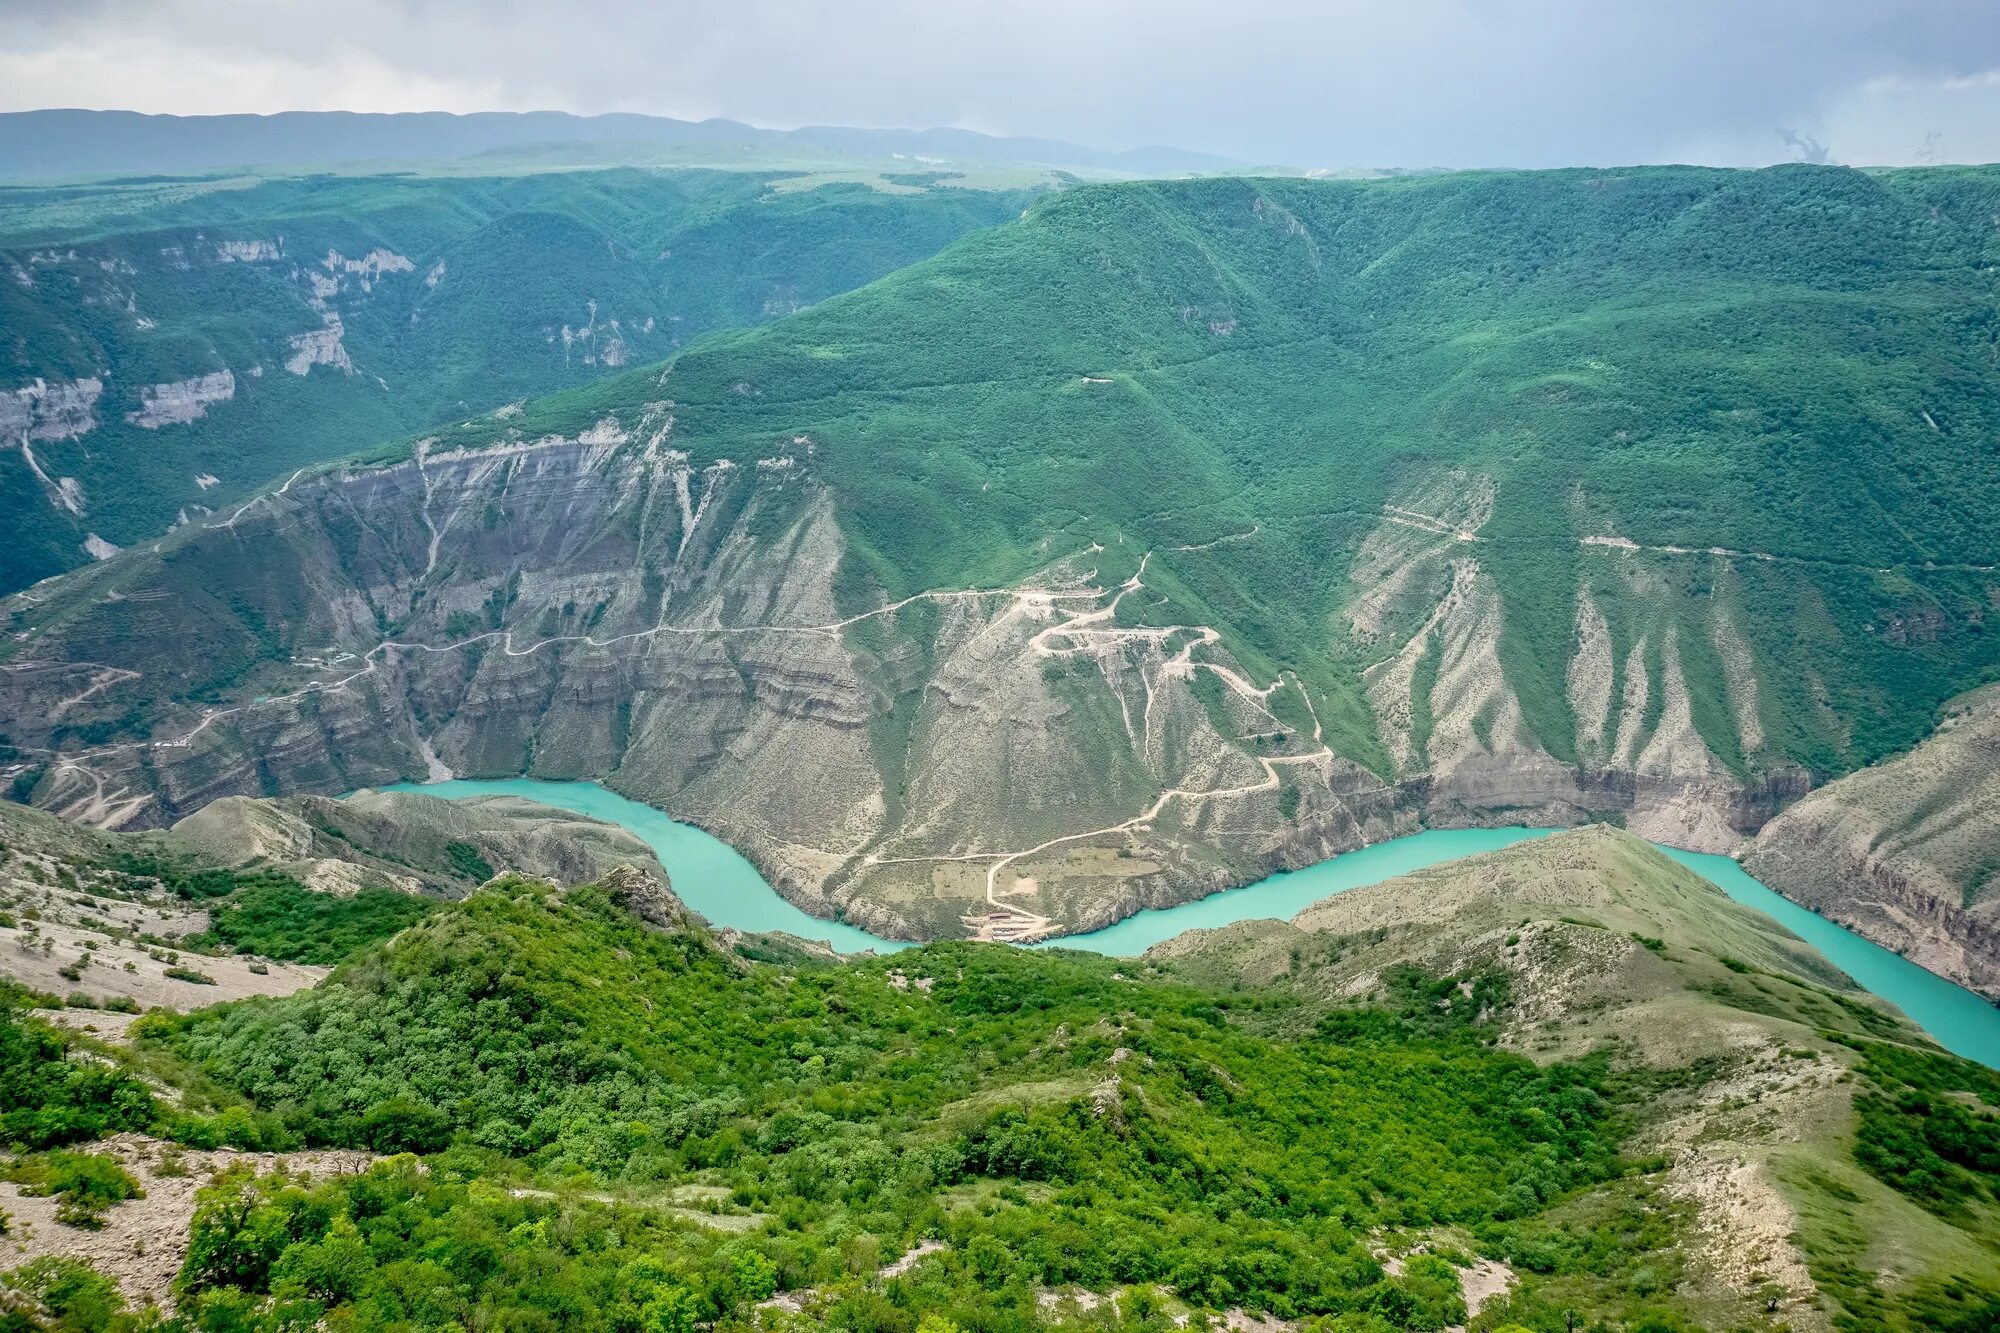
[646,165,2000,774]
[3,164,1998,959]
[0,167,1034,592]
[1154,825,2000,1333]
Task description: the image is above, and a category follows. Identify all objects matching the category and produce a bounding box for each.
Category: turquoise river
[377,778,2000,1069]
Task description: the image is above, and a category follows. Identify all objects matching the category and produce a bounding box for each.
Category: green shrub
[5,1150,144,1228]
[0,1009,154,1149]
[197,879,433,965]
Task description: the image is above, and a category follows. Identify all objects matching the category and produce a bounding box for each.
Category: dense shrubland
[1,870,1997,1329]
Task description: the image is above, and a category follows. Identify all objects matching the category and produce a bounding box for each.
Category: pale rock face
[215,239,283,263]
[285,315,355,376]
[323,248,415,293]
[82,533,120,561]
[0,376,104,442]
[127,371,236,429]
[599,319,629,367]
[424,260,446,289]
[0,430,1928,949]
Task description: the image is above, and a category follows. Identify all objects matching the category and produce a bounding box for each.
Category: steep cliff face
[1747,685,2000,998]
[0,418,1825,941]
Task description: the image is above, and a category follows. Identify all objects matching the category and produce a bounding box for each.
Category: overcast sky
[4,0,2000,168]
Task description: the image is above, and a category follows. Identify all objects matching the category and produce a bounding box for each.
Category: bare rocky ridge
[170,788,672,897]
[0,425,1950,943]
[1747,683,2000,998]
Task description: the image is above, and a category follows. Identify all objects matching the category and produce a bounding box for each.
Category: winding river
[375,778,2000,1068]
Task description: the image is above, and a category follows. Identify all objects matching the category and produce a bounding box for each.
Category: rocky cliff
[1747,684,2000,998]
[0,415,1819,942]
[7,166,1998,954]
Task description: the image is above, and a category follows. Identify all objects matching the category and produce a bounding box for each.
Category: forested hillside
[0,168,1034,592]
[638,164,2000,778]
[2,826,1996,1330]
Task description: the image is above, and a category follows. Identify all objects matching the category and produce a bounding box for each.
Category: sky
[4,0,2000,169]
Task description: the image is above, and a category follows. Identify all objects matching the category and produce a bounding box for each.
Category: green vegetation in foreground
[0,998,154,1150]
[2,1149,143,1228]
[32,876,1641,1329]
[3,864,1998,1329]
[1845,1039,2000,1222]
[184,879,435,965]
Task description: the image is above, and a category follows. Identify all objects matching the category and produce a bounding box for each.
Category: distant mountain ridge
[0,109,1248,181]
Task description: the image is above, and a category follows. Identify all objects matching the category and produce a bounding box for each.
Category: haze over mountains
[0,109,1251,182]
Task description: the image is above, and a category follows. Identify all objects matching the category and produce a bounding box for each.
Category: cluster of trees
[119,877,1650,1327]
[6,872,2000,1329]
[0,1002,155,1150]
[1847,1038,2000,1217]
[188,879,434,965]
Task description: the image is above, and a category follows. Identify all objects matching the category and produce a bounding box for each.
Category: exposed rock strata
[127,370,236,428]
[1748,684,2000,998]
[0,433,1928,944]
[2,375,102,441]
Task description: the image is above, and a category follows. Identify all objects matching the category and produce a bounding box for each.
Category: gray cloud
[3,0,2000,167]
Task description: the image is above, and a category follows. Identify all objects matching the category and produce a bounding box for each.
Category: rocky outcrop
[1,375,102,441]
[216,239,284,263]
[127,370,236,428]
[1747,684,2000,998]
[324,247,414,290]
[167,789,673,897]
[284,313,354,375]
